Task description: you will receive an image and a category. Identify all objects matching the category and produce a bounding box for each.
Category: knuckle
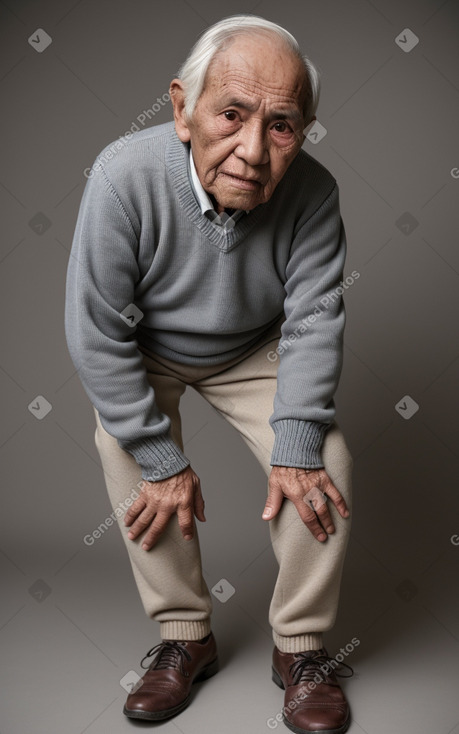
[301,496,315,512]
[158,499,173,513]
[304,511,320,526]
[178,513,192,530]
[133,518,150,530]
[144,528,160,545]
[302,514,316,528]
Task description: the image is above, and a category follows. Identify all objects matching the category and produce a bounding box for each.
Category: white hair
[176,15,320,125]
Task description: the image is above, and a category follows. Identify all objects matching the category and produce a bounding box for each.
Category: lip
[220,172,261,191]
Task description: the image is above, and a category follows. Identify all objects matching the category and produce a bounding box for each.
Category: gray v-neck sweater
[65,121,347,482]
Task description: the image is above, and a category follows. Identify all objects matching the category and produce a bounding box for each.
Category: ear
[169,79,191,143]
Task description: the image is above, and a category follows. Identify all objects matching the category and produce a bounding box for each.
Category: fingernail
[141,544,148,550]
[184,534,193,541]
[127,532,134,539]
[326,525,335,533]
[318,533,327,541]
[344,510,350,517]
[263,508,272,518]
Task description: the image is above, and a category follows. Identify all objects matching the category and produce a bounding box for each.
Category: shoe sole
[123,656,219,721]
[272,666,351,734]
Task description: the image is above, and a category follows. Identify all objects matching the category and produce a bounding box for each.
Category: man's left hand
[263,466,350,542]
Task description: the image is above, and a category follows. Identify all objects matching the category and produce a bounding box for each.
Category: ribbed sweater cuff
[118,434,190,482]
[270,420,328,468]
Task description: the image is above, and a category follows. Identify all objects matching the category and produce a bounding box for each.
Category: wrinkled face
[171,33,308,213]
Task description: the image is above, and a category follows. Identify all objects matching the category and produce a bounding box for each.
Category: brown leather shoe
[123,633,218,720]
[272,646,353,733]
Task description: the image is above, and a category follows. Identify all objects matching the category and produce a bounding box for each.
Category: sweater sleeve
[64,163,190,481]
[269,182,346,468]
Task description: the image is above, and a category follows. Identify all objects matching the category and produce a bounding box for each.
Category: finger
[140,511,171,551]
[294,497,329,541]
[177,506,195,541]
[126,508,156,540]
[322,479,350,518]
[311,496,335,534]
[194,485,206,523]
[124,498,147,526]
[262,483,284,520]
[302,484,334,533]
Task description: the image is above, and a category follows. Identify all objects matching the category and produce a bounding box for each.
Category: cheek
[204,141,239,176]
[267,153,296,185]
[270,135,303,173]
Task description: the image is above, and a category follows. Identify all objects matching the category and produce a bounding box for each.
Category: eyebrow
[218,98,303,124]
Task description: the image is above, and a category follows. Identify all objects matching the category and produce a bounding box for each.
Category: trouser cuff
[273,631,323,653]
[160,619,212,641]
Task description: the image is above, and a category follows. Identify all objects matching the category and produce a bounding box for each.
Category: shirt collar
[189,147,216,215]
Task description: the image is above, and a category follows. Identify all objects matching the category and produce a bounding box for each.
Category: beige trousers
[93,316,353,653]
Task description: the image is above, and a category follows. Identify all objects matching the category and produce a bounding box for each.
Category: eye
[223,110,238,121]
[272,121,291,133]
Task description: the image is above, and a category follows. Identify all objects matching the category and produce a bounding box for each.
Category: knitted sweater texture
[65,121,347,481]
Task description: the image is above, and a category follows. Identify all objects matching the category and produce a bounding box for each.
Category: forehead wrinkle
[214,77,303,110]
[216,66,303,97]
[231,48,299,88]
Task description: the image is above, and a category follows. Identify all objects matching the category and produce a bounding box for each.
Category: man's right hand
[124,465,205,551]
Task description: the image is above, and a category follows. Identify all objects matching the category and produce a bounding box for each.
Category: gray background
[1,0,458,732]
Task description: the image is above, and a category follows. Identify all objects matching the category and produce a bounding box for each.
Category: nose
[234,121,269,166]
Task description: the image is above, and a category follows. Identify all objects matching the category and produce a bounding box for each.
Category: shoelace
[140,641,192,675]
[289,650,354,686]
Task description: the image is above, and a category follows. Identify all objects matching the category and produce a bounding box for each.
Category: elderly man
[65,14,354,734]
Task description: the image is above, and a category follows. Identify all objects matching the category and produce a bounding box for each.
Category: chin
[217,191,261,212]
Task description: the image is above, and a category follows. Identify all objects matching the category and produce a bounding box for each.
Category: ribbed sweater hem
[270,419,328,468]
[118,434,190,481]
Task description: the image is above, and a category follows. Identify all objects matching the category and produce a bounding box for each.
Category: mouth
[220,172,262,191]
